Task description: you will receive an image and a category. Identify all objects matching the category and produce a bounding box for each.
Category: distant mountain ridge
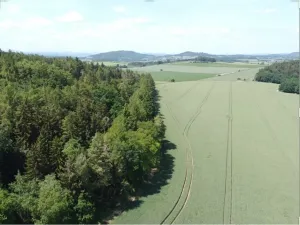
[88,50,155,62]
[69,50,299,62]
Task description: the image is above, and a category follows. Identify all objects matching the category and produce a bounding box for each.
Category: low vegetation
[255,60,299,94]
[0,50,165,223]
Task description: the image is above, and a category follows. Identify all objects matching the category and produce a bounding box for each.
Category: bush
[170,79,175,82]
[279,78,298,94]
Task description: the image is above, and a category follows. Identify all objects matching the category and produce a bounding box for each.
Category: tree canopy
[0,50,165,223]
[255,60,299,94]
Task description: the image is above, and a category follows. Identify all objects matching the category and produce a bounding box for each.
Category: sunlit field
[113,65,298,224]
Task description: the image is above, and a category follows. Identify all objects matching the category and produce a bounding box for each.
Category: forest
[193,56,216,63]
[255,60,299,94]
[0,50,166,223]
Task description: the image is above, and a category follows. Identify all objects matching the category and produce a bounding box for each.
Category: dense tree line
[194,56,216,63]
[255,60,299,94]
[127,60,168,68]
[0,50,165,223]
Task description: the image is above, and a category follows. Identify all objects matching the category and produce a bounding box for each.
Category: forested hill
[0,50,165,223]
[255,60,299,94]
[88,50,154,62]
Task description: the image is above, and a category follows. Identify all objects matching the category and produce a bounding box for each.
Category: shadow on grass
[97,139,177,224]
[137,139,176,196]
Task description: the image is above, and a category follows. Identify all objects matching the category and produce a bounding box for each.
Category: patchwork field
[112,64,298,224]
[172,61,263,68]
[132,64,246,74]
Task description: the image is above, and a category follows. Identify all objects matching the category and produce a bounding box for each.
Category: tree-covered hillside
[88,50,154,62]
[0,50,165,223]
[255,60,299,94]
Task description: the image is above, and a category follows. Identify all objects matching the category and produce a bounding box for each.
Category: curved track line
[160,82,215,225]
[161,102,190,225]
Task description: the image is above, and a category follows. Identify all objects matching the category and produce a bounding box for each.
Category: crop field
[112,65,298,224]
[132,64,246,75]
[172,61,263,68]
[149,71,216,82]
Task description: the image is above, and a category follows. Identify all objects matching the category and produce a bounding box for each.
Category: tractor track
[223,81,233,224]
[176,81,201,102]
[160,82,215,224]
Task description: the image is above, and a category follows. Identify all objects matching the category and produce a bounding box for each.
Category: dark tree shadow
[97,139,177,224]
[137,140,176,196]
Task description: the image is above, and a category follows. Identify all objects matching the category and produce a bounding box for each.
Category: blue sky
[0,0,298,54]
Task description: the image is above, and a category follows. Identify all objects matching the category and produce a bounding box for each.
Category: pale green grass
[150,71,216,82]
[112,69,298,224]
[208,68,261,81]
[173,61,263,68]
[132,64,244,74]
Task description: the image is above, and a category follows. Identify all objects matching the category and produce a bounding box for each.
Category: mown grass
[150,71,216,82]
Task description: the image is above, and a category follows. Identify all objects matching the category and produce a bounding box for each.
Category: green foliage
[194,56,216,63]
[36,174,74,224]
[0,50,165,223]
[9,173,39,223]
[279,78,299,94]
[255,60,299,94]
[74,192,95,224]
[0,189,17,223]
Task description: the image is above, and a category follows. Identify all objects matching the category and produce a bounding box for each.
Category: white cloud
[113,6,126,13]
[0,17,52,29]
[56,11,83,22]
[77,17,152,38]
[254,8,277,14]
[6,3,20,14]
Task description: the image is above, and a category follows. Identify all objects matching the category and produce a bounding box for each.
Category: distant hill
[174,51,211,57]
[88,50,155,62]
[82,50,299,62]
[287,52,299,58]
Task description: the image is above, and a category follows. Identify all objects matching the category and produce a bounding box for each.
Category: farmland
[148,71,215,82]
[172,61,264,68]
[113,63,298,224]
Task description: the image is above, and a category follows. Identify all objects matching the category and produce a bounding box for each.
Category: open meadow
[113,63,298,224]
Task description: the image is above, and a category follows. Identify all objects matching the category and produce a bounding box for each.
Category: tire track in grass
[230,82,233,224]
[161,82,215,224]
[176,81,201,102]
[223,81,233,224]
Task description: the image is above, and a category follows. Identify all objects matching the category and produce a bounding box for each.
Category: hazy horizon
[0,0,298,54]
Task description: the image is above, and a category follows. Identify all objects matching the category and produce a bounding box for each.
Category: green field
[112,64,298,224]
[150,71,216,82]
[132,64,247,75]
[173,61,264,68]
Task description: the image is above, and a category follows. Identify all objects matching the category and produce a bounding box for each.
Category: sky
[0,0,299,54]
